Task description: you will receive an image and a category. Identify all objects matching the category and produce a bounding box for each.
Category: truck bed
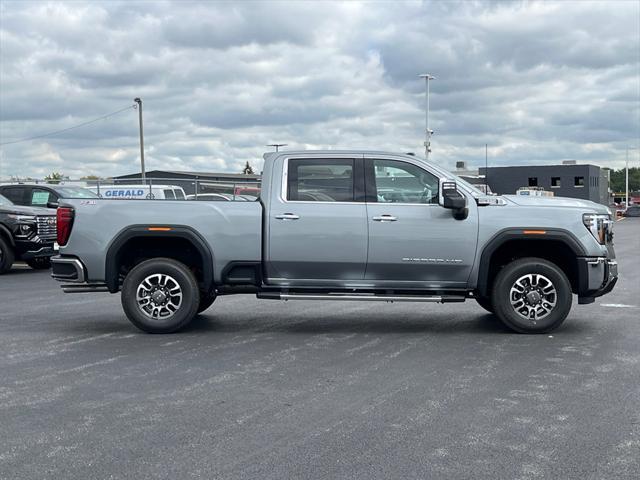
[60,199,263,283]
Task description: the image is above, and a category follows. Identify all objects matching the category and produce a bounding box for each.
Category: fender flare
[104,225,214,293]
[476,228,586,297]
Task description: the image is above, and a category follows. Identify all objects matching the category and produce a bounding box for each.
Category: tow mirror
[439,180,468,220]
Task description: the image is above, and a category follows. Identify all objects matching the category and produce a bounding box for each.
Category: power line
[0,104,136,146]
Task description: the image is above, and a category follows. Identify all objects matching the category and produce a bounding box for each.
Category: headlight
[8,214,36,222]
[583,213,612,245]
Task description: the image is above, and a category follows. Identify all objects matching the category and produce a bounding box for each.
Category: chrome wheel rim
[509,273,557,323]
[136,274,183,320]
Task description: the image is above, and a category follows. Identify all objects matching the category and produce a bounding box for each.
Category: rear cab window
[286,159,355,202]
[31,188,54,206]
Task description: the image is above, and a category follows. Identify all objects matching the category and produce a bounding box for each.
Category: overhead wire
[0,104,136,146]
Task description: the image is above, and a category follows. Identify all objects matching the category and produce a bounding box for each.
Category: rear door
[364,157,478,289]
[265,156,368,286]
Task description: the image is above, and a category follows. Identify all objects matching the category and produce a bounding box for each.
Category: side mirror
[439,180,468,220]
[47,201,59,209]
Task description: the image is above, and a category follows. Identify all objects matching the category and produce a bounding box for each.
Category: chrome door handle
[372,215,398,222]
[275,213,300,220]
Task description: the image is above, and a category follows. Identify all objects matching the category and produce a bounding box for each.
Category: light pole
[267,143,287,152]
[419,73,435,160]
[134,98,145,183]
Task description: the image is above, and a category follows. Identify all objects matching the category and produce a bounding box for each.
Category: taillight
[57,207,74,246]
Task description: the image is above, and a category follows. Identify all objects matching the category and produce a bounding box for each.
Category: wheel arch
[477,228,586,297]
[105,225,214,294]
[0,223,15,247]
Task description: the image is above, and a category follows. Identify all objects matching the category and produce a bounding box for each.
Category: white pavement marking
[600,304,637,308]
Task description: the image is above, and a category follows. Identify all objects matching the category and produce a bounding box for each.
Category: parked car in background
[623,205,640,217]
[0,193,57,273]
[0,184,98,209]
[87,185,186,200]
[186,193,232,201]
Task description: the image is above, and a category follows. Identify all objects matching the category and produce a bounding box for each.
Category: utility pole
[485,143,488,194]
[626,147,629,208]
[134,98,146,183]
[419,73,435,160]
[267,143,287,152]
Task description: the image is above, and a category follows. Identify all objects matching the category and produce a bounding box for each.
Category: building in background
[113,170,260,196]
[479,163,609,205]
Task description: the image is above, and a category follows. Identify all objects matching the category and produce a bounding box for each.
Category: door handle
[275,213,300,220]
[372,215,398,222]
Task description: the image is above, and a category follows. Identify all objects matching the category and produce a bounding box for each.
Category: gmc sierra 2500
[51,151,617,334]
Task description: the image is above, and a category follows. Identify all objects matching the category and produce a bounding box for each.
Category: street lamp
[133,98,145,183]
[419,73,435,161]
[267,144,287,152]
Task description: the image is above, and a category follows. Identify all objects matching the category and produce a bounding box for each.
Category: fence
[0,177,262,202]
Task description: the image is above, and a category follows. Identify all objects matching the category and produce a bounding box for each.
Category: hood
[503,195,610,214]
[0,204,56,216]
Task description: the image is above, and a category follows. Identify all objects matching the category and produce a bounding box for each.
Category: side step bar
[257,292,466,303]
[61,283,110,293]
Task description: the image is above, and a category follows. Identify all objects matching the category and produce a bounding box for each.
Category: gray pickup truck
[51,151,617,334]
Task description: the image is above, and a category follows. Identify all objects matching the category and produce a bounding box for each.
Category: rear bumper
[577,257,618,304]
[51,256,109,292]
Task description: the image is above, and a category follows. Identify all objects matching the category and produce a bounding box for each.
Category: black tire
[26,257,52,270]
[121,258,200,333]
[0,236,15,274]
[475,295,494,313]
[491,257,572,334]
[197,291,217,313]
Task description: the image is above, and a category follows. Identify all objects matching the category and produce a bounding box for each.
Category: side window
[163,189,176,199]
[2,187,26,205]
[372,160,438,204]
[287,159,354,202]
[174,189,185,200]
[31,188,53,206]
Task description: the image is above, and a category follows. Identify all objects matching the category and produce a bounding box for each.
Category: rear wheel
[121,258,200,333]
[26,257,51,270]
[0,237,14,274]
[491,257,572,334]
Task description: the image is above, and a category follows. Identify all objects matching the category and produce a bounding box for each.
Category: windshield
[0,193,12,206]
[411,156,485,197]
[54,187,99,198]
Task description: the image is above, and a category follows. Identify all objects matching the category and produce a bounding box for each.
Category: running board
[61,283,110,293]
[257,292,466,303]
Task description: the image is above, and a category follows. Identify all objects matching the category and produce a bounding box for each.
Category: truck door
[364,157,478,289]
[266,157,368,286]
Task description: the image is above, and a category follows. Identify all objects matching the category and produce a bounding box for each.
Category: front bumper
[17,242,58,260]
[577,257,618,304]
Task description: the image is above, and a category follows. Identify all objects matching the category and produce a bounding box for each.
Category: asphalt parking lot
[1,218,638,480]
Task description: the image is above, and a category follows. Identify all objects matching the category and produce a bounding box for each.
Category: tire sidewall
[197,291,217,313]
[492,258,572,334]
[121,258,200,333]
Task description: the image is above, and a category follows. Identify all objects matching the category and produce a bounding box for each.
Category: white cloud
[0,0,638,180]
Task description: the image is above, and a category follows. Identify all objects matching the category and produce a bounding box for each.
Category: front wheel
[121,258,200,333]
[491,257,572,334]
[0,237,14,274]
[197,291,217,313]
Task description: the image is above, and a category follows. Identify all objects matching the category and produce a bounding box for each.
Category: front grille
[36,215,57,240]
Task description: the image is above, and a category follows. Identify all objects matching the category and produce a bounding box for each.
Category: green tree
[242,161,255,175]
[609,167,640,193]
[44,172,65,184]
[80,175,102,180]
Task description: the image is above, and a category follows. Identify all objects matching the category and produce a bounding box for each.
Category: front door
[364,157,478,289]
[266,157,368,286]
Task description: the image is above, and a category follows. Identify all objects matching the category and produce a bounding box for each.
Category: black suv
[0,193,58,273]
[0,184,97,209]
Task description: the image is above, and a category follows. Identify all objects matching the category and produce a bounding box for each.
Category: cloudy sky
[0,0,638,179]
